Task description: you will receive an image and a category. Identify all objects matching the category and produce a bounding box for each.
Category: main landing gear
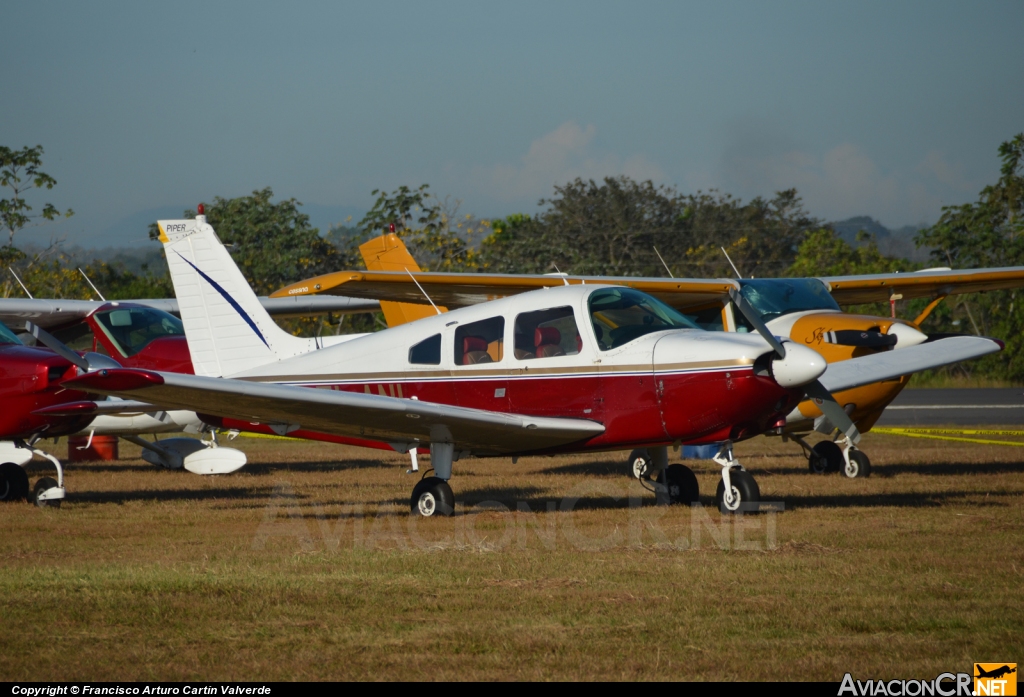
[409,441,456,518]
[628,444,759,513]
[789,434,871,479]
[0,441,66,508]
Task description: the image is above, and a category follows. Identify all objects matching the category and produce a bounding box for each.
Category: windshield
[93,306,184,357]
[738,279,840,322]
[589,287,700,350]
[0,321,23,346]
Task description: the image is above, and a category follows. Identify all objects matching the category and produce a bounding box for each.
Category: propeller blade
[25,321,90,371]
[803,379,861,444]
[728,287,786,358]
[823,329,897,349]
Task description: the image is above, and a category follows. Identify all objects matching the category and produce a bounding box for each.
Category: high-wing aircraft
[272,237,1024,478]
[48,213,1001,516]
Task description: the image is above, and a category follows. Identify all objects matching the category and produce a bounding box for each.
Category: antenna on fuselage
[720,247,742,280]
[8,268,33,298]
[78,268,106,301]
[653,246,674,278]
[404,268,442,315]
[551,264,570,285]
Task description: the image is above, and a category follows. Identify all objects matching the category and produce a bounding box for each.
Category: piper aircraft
[50,213,1001,516]
[273,235,1024,479]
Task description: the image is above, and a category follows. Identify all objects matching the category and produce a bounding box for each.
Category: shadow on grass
[242,458,392,474]
[70,485,279,505]
[539,460,629,476]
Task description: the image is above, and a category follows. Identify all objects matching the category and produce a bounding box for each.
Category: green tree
[912,134,1024,382]
[788,228,916,277]
[479,177,820,278]
[0,145,74,247]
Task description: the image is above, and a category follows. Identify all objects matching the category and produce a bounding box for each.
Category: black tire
[627,449,650,479]
[843,450,871,479]
[410,476,454,517]
[0,462,30,503]
[33,476,61,509]
[809,441,844,474]
[657,464,700,505]
[715,469,760,514]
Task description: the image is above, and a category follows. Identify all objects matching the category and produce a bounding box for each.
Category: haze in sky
[3,1,1022,247]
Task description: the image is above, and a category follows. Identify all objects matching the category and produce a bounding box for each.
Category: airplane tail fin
[359,233,446,326]
[157,214,318,377]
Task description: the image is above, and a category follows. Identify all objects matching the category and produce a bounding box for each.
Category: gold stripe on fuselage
[234,358,755,385]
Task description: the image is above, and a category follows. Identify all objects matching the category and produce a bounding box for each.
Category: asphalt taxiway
[877,388,1024,426]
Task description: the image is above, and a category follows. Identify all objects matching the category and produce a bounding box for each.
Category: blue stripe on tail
[175,252,270,349]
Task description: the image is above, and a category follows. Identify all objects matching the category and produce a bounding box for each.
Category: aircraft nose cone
[771,343,827,388]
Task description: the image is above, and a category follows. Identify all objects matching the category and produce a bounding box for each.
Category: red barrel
[68,435,119,462]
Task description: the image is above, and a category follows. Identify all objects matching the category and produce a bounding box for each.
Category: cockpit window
[0,321,23,346]
[589,288,700,351]
[93,307,184,357]
[736,279,840,325]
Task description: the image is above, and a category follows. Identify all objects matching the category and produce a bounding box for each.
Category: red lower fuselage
[207,367,801,455]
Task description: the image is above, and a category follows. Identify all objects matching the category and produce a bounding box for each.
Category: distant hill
[830,216,934,263]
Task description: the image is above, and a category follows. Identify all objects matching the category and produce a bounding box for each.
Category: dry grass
[1,430,1022,681]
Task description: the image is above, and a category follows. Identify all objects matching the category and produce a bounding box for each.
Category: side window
[453,317,504,366]
[409,334,441,365]
[513,306,580,360]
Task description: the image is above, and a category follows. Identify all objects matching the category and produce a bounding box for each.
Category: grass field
[1,431,1022,681]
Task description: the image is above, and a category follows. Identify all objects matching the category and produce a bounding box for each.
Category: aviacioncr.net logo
[839,673,973,696]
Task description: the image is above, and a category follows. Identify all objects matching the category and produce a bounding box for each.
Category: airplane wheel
[628,449,650,479]
[809,441,844,474]
[843,450,871,479]
[0,463,29,503]
[410,477,454,517]
[33,477,61,509]
[715,470,760,514]
[657,464,700,505]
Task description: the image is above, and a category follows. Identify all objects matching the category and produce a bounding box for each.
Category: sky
[3,1,1023,248]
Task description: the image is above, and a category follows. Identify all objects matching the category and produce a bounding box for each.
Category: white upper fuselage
[229,284,778,385]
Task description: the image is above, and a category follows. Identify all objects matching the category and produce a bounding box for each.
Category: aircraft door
[452,316,509,412]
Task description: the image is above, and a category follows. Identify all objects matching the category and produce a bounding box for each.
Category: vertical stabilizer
[157,215,320,377]
[359,233,447,326]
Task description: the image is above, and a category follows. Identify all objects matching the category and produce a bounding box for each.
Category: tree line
[3,135,1022,381]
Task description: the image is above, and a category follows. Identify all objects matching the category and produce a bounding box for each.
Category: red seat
[534,327,565,358]
[462,336,492,365]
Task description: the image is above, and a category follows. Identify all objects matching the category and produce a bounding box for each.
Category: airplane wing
[272,267,1024,312]
[819,336,1002,393]
[819,267,1024,305]
[61,369,606,456]
[272,270,734,312]
[0,295,380,331]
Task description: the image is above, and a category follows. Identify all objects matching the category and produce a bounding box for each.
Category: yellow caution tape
[873,427,1024,447]
[876,427,1024,436]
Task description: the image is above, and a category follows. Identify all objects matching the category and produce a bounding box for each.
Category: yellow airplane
[283,233,1024,478]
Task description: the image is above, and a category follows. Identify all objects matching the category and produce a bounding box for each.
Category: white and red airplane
[50,214,1002,516]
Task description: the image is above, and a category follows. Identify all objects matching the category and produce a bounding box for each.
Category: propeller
[728,288,861,444]
[25,321,122,374]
